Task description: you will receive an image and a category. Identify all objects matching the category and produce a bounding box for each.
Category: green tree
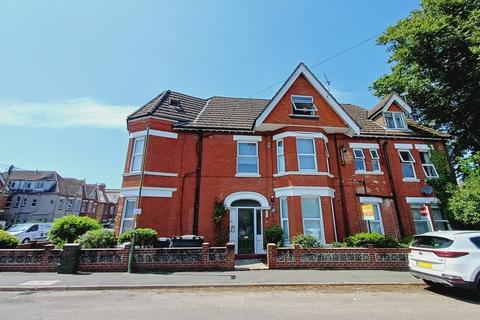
[448,152,480,226]
[48,215,101,247]
[372,0,480,158]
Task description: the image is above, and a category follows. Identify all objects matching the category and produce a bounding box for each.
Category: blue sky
[0,0,420,188]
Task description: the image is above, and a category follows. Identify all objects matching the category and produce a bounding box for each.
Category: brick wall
[0,243,235,272]
[266,243,409,270]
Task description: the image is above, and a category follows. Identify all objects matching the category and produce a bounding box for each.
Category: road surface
[0,285,478,319]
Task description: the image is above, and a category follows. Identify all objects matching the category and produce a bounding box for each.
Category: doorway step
[235,254,266,260]
[234,258,268,271]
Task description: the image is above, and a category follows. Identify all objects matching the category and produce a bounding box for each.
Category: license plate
[418,261,432,269]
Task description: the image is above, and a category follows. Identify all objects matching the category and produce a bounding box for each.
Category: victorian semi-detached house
[115,63,450,254]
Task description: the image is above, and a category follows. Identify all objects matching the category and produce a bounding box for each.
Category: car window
[412,236,453,249]
[7,225,30,232]
[470,237,480,249]
[28,225,39,232]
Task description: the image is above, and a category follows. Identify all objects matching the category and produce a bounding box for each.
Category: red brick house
[115,63,450,254]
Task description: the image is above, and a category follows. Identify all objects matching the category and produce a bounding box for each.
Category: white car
[7,223,52,244]
[409,230,480,297]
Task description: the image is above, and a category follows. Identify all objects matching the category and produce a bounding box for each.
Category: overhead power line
[250,32,382,98]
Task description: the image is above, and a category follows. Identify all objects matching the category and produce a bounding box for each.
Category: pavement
[1,286,479,320]
[0,269,422,291]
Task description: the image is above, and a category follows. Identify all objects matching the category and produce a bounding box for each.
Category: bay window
[301,197,324,242]
[431,204,450,230]
[297,138,317,171]
[121,198,136,233]
[130,137,145,172]
[280,197,290,244]
[364,203,384,234]
[276,140,285,173]
[410,204,433,234]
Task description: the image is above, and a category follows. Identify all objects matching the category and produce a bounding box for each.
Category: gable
[254,63,360,135]
[386,102,403,113]
[263,74,349,128]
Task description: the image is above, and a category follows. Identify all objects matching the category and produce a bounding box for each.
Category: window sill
[402,178,420,183]
[273,171,334,178]
[355,170,384,175]
[235,173,261,178]
[289,114,319,119]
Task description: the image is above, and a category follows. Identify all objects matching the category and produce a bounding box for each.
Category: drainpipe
[381,140,404,238]
[333,134,350,235]
[192,131,204,236]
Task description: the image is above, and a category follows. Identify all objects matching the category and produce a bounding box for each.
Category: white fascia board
[406,197,439,204]
[121,187,177,198]
[273,131,328,142]
[274,186,335,198]
[383,94,412,114]
[233,135,263,142]
[254,64,360,135]
[414,144,432,151]
[130,129,178,139]
[394,143,413,150]
[359,196,383,204]
[349,143,380,149]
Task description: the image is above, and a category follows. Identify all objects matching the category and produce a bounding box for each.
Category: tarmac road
[0,285,478,320]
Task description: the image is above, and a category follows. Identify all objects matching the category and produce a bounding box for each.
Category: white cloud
[0,98,136,129]
[329,88,357,102]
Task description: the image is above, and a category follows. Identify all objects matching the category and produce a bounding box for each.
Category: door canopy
[224,191,270,209]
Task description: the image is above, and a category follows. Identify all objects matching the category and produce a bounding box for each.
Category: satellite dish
[421,185,434,195]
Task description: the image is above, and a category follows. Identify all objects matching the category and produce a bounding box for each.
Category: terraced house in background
[116,63,451,255]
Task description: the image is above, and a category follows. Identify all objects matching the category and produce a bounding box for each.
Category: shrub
[292,234,322,248]
[264,225,284,246]
[118,228,158,247]
[343,232,400,248]
[399,235,415,248]
[0,230,19,249]
[76,229,117,249]
[48,215,101,247]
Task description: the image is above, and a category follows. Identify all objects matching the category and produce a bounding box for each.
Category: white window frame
[353,149,366,172]
[410,203,433,233]
[236,141,259,176]
[279,197,290,245]
[384,111,406,129]
[297,138,317,172]
[419,151,439,178]
[21,197,27,207]
[430,203,451,231]
[120,198,136,233]
[301,197,325,243]
[66,199,73,210]
[398,150,417,179]
[291,95,317,115]
[276,140,285,173]
[325,141,331,174]
[364,202,385,235]
[130,137,145,173]
[57,198,64,210]
[31,198,38,207]
[369,149,381,172]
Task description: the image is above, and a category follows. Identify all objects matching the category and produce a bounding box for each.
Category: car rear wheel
[21,238,30,244]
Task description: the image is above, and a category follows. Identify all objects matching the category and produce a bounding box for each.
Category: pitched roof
[367,93,394,118]
[128,90,207,123]
[105,189,121,204]
[180,96,269,131]
[342,104,448,138]
[61,178,85,197]
[7,170,59,181]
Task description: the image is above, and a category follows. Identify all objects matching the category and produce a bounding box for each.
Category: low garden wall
[0,242,235,272]
[267,244,409,270]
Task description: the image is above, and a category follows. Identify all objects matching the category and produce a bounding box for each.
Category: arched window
[230,199,261,207]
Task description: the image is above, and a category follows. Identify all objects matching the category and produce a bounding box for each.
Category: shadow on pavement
[424,285,480,304]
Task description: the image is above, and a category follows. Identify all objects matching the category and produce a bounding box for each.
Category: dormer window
[291,95,317,117]
[384,112,406,129]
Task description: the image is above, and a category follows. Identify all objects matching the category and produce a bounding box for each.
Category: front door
[237,208,254,254]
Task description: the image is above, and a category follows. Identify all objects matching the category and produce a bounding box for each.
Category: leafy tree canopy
[372,0,480,158]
